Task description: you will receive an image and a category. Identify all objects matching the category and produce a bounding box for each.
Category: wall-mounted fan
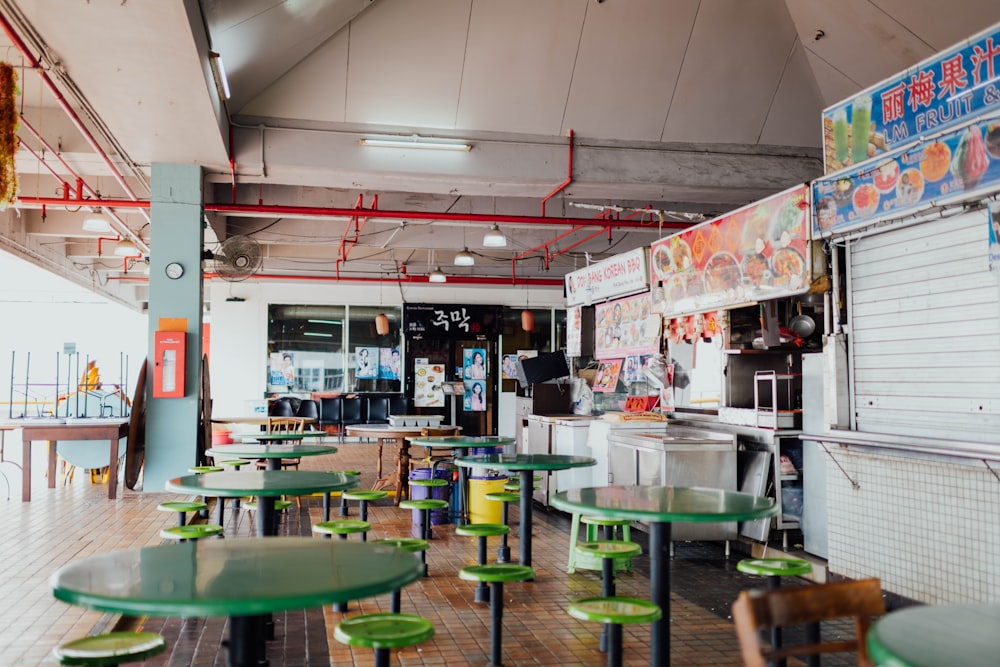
[213,235,262,282]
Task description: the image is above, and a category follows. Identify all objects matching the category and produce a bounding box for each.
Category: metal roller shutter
[848,210,1000,442]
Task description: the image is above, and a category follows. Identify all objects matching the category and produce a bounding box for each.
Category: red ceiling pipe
[197,272,563,286]
[96,236,121,256]
[17,140,68,189]
[541,129,574,217]
[0,14,142,206]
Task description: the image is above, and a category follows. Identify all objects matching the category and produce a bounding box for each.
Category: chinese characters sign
[650,185,811,318]
[822,22,1000,173]
[565,247,649,306]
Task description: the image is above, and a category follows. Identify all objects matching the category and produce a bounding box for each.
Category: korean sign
[404,304,503,337]
[564,247,649,307]
[822,21,1000,173]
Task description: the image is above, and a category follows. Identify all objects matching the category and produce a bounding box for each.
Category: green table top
[166,470,358,497]
[408,435,514,448]
[232,431,329,443]
[866,602,1000,667]
[51,538,423,617]
[455,453,596,471]
[550,486,777,523]
[206,444,338,459]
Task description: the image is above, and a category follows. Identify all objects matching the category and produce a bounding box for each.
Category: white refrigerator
[585,418,669,488]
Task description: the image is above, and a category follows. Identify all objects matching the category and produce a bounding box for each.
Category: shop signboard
[404,303,503,337]
[813,116,1000,236]
[821,21,1000,173]
[594,292,660,360]
[650,185,810,318]
[564,247,649,307]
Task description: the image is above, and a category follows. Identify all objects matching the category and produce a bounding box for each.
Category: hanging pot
[788,303,817,338]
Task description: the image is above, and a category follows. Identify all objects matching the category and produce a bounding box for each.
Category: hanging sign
[404,304,503,337]
[565,247,649,306]
[650,185,811,318]
[594,292,659,360]
[821,21,1000,173]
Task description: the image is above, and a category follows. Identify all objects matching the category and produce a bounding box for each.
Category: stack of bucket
[409,467,452,537]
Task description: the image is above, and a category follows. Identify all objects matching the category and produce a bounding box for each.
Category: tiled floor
[0,437,846,666]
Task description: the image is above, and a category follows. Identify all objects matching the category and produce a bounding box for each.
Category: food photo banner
[594,292,660,360]
[650,185,811,319]
[821,21,1000,173]
[813,115,1000,236]
[565,247,649,306]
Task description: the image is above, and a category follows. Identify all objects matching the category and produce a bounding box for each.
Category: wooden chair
[255,417,306,471]
[413,425,460,470]
[730,578,885,667]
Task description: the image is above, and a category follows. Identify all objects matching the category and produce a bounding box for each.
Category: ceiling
[2,0,998,310]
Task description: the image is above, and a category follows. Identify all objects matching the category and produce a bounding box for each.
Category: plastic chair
[53,631,167,666]
[373,538,430,612]
[156,500,207,527]
[388,395,408,416]
[458,564,535,667]
[456,523,510,603]
[160,523,224,541]
[340,397,364,441]
[366,395,390,424]
[730,578,885,667]
[295,399,320,424]
[268,398,294,417]
[319,396,342,434]
[568,514,633,574]
[568,597,661,667]
[334,613,434,667]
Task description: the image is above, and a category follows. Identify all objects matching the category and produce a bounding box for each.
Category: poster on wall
[268,352,295,387]
[502,354,519,380]
[355,346,378,379]
[463,379,487,412]
[463,348,488,380]
[566,306,583,357]
[659,363,676,411]
[594,292,659,359]
[378,347,401,380]
[414,362,445,407]
[592,359,623,393]
[621,355,642,384]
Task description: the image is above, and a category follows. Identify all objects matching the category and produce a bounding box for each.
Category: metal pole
[649,522,671,667]
[519,469,532,566]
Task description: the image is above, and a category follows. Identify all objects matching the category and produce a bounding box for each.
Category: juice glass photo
[850,95,872,164]
[832,108,849,163]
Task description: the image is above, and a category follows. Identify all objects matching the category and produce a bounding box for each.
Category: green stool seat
[576,540,642,654]
[160,524,223,541]
[219,459,250,468]
[568,596,662,667]
[568,514,633,574]
[456,524,511,603]
[409,478,449,487]
[244,499,294,512]
[485,491,520,562]
[188,465,224,473]
[400,498,449,546]
[330,470,361,516]
[459,564,535,667]
[334,613,434,667]
[54,631,167,666]
[342,489,388,542]
[376,538,432,611]
[156,500,207,527]
[313,519,371,539]
[737,557,815,662]
[485,491,520,503]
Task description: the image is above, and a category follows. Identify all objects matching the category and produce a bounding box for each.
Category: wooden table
[867,602,1000,667]
[551,485,777,667]
[11,418,130,501]
[51,537,423,667]
[346,424,427,504]
[456,453,596,567]
[166,470,357,537]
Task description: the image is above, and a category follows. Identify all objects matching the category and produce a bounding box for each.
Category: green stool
[334,613,434,667]
[485,490,520,562]
[219,459,250,468]
[156,500,207,527]
[568,597,661,667]
[459,564,535,667]
[568,515,633,574]
[53,631,167,666]
[188,465,223,473]
[737,557,815,667]
[456,523,511,603]
[374,538,430,609]
[244,499,294,535]
[330,469,361,517]
[342,489,388,541]
[503,475,541,492]
[160,524,224,542]
[408,477,449,536]
[575,541,642,652]
[400,498,449,546]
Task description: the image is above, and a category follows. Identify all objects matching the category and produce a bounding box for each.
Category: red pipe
[96,236,121,256]
[17,140,68,188]
[108,272,564,286]
[541,129,574,217]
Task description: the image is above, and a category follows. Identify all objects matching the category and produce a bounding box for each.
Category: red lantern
[375,313,390,335]
[521,309,535,332]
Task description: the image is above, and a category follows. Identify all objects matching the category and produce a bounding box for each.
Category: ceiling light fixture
[209,51,231,101]
[114,239,139,257]
[428,266,447,283]
[359,135,471,151]
[82,210,113,233]
[454,247,475,266]
[482,223,507,248]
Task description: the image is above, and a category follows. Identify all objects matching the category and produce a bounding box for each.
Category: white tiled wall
[825,447,1000,603]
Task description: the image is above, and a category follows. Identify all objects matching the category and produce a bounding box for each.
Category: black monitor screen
[516,351,569,388]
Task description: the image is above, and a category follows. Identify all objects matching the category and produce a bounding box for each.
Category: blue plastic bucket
[409,467,452,534]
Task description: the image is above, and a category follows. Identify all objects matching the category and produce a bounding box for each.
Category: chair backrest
[388,395,408,416]
[319,397,342,425]
[341,396,363,423]
[268,417,306,434]
[731,578,885,667]
[268,398,294,417]
[421,426,459,437]
[366,395,390,423]
[296,399,320,420]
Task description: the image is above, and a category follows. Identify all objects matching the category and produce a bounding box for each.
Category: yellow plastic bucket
[467,475,508,524]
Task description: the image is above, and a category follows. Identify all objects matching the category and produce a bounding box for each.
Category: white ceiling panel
[803,50,865,109]
[871,0,1000,51]
[563,0,698,141]
[759,41,825,147]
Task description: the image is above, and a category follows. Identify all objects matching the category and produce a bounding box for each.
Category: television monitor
[516,351,570,388]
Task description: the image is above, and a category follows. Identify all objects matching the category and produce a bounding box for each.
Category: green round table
[51,537,423,667]
[231,431,329,444]
[551,485,776,667]
[166,470,357,537]
[207,443,337,470]
[455,453,595,567]
[866,602,1000,667]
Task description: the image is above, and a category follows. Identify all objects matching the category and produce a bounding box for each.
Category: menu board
[594,292,660,360]
[413,363,445,408]
[821,22,1000,173]
[650,185,811,318]
[813,116,1000,236]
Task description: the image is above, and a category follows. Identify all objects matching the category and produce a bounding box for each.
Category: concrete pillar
[142,163,204,492]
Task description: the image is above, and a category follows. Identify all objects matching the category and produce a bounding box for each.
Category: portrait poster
[621,355,641,384]
[593,359,623,393]
[502,354,519,380]
[463,379,487,412]
[378,347,401,380]
[463,347,488,380]
[566,306,582,357]
[660,363,676,411]
[355,346,378,379]
[268,352,294,387]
